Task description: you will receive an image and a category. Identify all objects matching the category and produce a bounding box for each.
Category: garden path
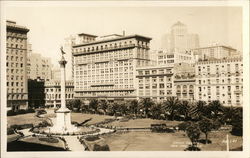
[64,136,85,151]
[18,128,33,136]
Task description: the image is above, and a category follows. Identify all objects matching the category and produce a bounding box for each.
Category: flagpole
[226,134,229,151]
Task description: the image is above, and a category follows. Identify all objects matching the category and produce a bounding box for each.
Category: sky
[6,5,242,67]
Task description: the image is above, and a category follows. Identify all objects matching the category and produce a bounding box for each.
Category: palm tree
[119,101,129,116]
[80,101,89,113]
[107,102,119,116]
[207,100,224,119]
[89,99,99,114]
[221,106,235,125]
[163,97,180,120]
[99,99,109,115]
[189,100,207,120]
[129,99,139,116]
[139,98,154,118]
[151,103,163,119]
[178,100,191,121]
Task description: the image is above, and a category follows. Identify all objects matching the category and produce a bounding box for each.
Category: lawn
[7,112,112,127]
[7,113,44,127]
[101,131,242,151]
[71,113,113,125]
[106,118,181,128]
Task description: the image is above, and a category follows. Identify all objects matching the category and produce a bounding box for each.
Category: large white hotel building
[72,34,151,101]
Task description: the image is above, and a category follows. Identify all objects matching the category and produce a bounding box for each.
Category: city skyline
[6,6,242,66]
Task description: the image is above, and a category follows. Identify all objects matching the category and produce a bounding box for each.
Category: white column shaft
[60,64,66,108]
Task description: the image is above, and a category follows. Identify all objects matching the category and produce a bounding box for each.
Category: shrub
[178,122,191,131]
[93,144,110,151]
[10,124,33,130]
[26,108,35,113]
[36,109,47,115]
[85,135,100,141]
[38,120,51,128]
[7,110,16,116]
[16,109,26,115]
[7,128,15,135]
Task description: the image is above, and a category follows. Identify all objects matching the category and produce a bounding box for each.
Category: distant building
[51,68,61,80]
[156,50,195,66]
[28,78,45,108]
[194,57,243,106]
[6,20,29,111]
[162,21,199,52]
[191,45,238,61]
[27,52,53,81]
[44,80,74,108]
[72,33,152,101]
[136,65,174,102]
[173,63,195,101]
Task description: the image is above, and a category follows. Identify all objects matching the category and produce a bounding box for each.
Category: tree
[80,101,89,113]
[198,117,214,144]
[178,100,191,121]
[89,99,99,114]
[207,100,224,119]
[119,101,129,116]
[139,98,154,118]
[66,99,81,112]
[221,106,235,125]
[129,99,139,116]
[163,97,180,120]
[98,100,109,115]
[189,101,207,120]
[231,107,243,136]
[107,102,119,116]
[151,103,163,119]
[186,122,201,150]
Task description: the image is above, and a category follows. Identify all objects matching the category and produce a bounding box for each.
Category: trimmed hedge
[7,109,35,116]
[93,144,110,151]
[10,124,33,130]
[38,137,59,143]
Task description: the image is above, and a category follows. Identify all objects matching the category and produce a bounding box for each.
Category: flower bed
[38,137,59,143]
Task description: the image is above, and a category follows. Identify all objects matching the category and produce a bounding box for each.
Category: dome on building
[172,21,186,28]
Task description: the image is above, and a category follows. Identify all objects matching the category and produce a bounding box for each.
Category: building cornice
[72,34,152,48]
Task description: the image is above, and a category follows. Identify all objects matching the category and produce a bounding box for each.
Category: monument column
[59,56,67,109]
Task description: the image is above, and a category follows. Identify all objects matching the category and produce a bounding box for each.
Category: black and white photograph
[0,1,249,158]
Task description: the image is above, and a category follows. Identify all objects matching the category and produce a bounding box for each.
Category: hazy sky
[6,5,242,67]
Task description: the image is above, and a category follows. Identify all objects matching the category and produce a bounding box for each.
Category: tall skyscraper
[162,21,199,52]
[6,20,29,110]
